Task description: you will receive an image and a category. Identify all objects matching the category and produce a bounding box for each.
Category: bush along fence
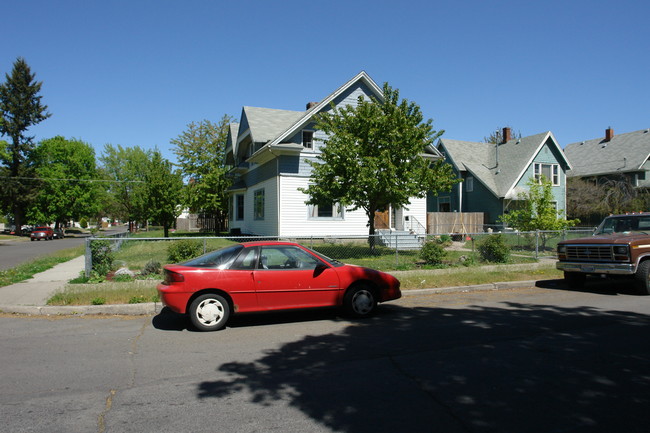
[84,229,594,277]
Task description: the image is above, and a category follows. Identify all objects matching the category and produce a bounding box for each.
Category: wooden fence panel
[426,212,486,235]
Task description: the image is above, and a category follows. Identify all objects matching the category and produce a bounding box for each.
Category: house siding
[277,176,369,236]
[514,139,567,212]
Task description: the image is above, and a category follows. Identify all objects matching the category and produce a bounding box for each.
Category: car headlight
[613,246,628,255]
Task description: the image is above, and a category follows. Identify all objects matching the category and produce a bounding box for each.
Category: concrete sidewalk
[0,256,161,316]
[0,256,546,316]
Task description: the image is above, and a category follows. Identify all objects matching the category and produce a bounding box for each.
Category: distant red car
[30,226,54,241]
[157,241,402,331]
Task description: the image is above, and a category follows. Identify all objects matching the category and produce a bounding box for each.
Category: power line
[0,176,144,183]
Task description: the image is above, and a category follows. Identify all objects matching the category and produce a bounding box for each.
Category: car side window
[259,246,322,270]
[231,247,259,270]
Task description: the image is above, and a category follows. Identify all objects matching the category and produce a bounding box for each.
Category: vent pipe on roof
[306,101,319,110]
[605,127,614,141]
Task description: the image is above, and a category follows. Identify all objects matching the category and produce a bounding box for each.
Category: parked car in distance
[157,241,402,331]
[52,228,65,239]
[30,226,54,241]
[557,212,650,294]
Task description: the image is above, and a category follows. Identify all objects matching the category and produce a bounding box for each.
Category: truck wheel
[634,261,650,295]
[564,271,585,289]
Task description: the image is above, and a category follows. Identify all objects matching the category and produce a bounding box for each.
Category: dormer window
[302,130,314,149]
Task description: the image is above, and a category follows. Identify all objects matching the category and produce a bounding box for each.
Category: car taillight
[164,270,184,284]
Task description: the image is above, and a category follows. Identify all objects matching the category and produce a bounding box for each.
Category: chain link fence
[85,228,595,276]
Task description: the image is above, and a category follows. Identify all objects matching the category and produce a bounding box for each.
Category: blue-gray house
[430,128,572,226]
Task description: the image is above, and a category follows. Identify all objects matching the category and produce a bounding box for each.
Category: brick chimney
[605,127,614,141]
[306,101,319,110]
[502,127,512,144]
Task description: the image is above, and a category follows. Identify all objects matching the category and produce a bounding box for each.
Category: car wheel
[564,271,585,289]
[30,238,34,241]
[344,284,377,317]
[634,261,650,295]
[188,294,230,331]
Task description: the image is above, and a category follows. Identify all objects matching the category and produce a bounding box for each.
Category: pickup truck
[556,213,650,294]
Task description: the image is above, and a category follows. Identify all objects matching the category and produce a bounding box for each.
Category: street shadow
[196,302,650,432]
[152,306,346,332]
[536,277,642,296]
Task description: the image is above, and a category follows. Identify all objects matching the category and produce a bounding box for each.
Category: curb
[0,280,541,317]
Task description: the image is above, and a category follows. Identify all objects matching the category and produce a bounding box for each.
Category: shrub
[420,240,446,265]
[477,234,510,263]
[90,240,114,276]
[91,297,106,305]
[438,234,452,246]
[141,259,161,276]
[167,239,202,263]
[79,217,88,229]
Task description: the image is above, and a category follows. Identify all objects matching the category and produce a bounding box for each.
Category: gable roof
[564,128,650,177]
[241,106,305,145]
[266,71,383,148]
[439,132,569,199]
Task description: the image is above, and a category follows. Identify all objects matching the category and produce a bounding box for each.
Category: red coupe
[157,241,401,331]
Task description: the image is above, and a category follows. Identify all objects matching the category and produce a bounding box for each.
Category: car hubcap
[196,299,224,326]
[353,290,373,314]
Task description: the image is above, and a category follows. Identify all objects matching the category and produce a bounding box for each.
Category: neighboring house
[224,71,436,237]
[564,127,650,188]
[430,128,572,226]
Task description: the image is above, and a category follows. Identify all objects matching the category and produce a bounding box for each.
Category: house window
[466,176,474,192]
[236,195,244,221]
[438,197,451,212]
[254,189,265,220]
[302,130,314,149]
[534,163,560,186]
[308,202,343,219]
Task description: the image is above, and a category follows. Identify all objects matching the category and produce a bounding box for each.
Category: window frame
[534,163,560,186]
[253,189,265,220]
[302,130,314,149]
[235,194,244,221]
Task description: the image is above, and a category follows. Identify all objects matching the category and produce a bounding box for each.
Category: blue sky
[3,0,649,165]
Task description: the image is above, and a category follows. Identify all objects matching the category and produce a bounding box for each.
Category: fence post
[395,233,399,268]
[535,230,539,259]
[85,237,92,278]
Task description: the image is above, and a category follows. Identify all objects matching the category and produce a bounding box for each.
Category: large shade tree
[143,149,183,237]
[100,144,149,231]
[300,83,457,247]
[0,57,51,229]
[29,136,103,227]
[171,116,233,233]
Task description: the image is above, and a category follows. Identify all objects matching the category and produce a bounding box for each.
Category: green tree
[300,83,457,248]
[171,116,233,233]
[144,150,183,237]
[100,144,149,231]
[499,176,580,249]
[0,57,51,230]
[29,136,103,227]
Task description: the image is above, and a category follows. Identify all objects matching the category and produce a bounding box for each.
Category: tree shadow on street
[196,301,650,432]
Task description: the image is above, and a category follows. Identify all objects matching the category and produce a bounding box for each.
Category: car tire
[188,293,230,331]
[634,261,650,295]
[564,271,585,289]
[343,284,377,317]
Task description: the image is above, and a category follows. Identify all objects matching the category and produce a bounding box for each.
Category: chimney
[306,101,319,110]
[605,127,614,141]
[502,127,511,144]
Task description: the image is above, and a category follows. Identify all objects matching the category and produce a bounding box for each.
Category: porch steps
[377,230,423,250]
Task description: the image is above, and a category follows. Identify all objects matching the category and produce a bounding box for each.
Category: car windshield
[181,244,244,269]
[595,215,650,235]
[305,246,344,267]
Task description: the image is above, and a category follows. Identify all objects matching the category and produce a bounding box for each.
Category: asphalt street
[1,284,649,433]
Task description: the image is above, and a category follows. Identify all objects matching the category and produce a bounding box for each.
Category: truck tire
[564,271,585,289]
[634,261,650,295]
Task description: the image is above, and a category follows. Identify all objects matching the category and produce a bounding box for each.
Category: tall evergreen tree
[0,58,51,229]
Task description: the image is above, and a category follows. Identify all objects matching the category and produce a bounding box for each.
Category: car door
[253,245,340,310]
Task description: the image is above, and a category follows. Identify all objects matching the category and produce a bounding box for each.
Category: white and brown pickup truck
[556,213,650,294]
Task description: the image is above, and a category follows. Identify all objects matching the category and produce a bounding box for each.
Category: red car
[157,241,401,331]
[30,226,54,241]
